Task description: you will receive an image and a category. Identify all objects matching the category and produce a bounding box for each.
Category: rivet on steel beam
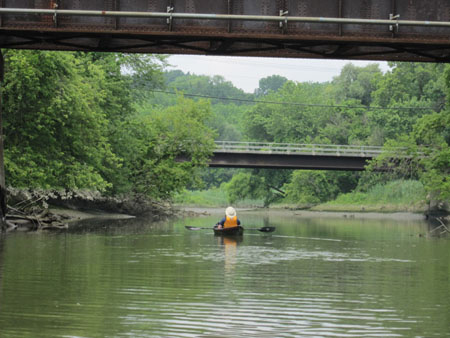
[389,13,400,33]
[167,6,174,31]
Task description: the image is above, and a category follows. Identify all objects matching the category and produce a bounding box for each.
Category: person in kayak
[216,206,241,229]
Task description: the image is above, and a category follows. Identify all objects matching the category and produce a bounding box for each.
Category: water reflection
[217,235,241,276]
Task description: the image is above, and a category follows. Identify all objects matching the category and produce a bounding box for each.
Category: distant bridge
[1,1,450,62]
[207,141,389,171]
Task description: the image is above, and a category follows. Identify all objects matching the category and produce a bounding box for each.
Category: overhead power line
[149,89,437,111]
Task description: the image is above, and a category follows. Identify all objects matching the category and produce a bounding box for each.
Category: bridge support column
[0,51,6,231]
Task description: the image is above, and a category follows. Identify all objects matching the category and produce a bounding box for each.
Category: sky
[167,55,390,93]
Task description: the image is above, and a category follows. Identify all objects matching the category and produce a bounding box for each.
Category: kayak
[213,225,244,236]
[185,225,275,233]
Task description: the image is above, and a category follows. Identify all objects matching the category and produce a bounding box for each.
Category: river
[0,209,448,338]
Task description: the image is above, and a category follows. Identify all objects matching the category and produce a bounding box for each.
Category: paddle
[185,226,275,233]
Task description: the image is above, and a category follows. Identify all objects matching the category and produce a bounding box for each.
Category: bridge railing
[214,141,388,157]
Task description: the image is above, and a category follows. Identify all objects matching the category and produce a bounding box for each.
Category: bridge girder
[209,152,371,171]
[0,1,450,62]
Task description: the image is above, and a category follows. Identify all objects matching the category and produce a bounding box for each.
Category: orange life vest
[224,216,238,228]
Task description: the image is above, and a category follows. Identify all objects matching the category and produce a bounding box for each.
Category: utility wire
[149,89,437,111]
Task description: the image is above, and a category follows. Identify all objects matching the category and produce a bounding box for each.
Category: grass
[312,180,427,213]
[175,180,428,213]
[174,188,264,208]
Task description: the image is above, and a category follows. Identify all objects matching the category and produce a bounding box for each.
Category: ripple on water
[0,215,447,338]
[115,291,412,337]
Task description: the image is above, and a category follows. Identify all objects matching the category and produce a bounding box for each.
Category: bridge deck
[1,1,450,62]
[209,141,385,170]
[175,141,399,171]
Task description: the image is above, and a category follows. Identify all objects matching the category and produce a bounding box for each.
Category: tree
[371,62,446,110]
[366,99,435,145]
[3,50,117,190]
[283,171,335,204]
[165,72,252,105]
[254,75,288,97]
[109,96,216,199]
[283,170,358,205]
[2,50,215,201]
[245,81,331,143]
[224,169,287,207]
[412,111,450,201]
[224,172,266,205]
[332,63,382,106]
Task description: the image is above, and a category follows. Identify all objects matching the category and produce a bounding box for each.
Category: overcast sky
[167,55,390,93]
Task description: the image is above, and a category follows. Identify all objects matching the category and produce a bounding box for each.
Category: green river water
[0,210,448,337]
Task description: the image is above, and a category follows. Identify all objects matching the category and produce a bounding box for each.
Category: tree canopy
[2,50,215,200]
[2,53,448,207]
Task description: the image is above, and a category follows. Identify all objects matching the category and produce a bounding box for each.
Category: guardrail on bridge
[214,141,387,158]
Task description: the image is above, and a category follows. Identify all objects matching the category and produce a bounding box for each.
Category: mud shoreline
[49,207,136,222]
[180,206,428,221]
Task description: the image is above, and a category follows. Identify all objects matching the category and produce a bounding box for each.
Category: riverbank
[176,180,450,216]
[271,202,428,214]
[49,207,136,222]
[3,188,179,231]
[3,187,447,233]
[180,206,428,221]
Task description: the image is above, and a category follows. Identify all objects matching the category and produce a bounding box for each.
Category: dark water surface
[0,210,448,337]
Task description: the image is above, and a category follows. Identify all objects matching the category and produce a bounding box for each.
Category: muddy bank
[181,206,427,221]
[45,190,176,218]
[3,188,180,232]
[49,208,136,222]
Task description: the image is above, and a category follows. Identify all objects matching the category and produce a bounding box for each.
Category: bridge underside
[1,1,450,62]
[209,152,371,171]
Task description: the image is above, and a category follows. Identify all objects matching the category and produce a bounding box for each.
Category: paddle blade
[185,226,204,231]
[258,226,276,232]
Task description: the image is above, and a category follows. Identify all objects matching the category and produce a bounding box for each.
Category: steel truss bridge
[1,1,450,62]
[207,141,393,170]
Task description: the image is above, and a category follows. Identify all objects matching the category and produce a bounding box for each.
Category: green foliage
[3,50,116,190]
[283,171,358,205]
[242,76,370,205]
[367,99,435,145]
[325,180,426,207]
[372,62,446,109]
[2,50,215,200]
[412,111,450,201]
[223,170,287,207]
[189,168,239,190]
[110,97,216,199]
[124,54,167,102]
[238,62,448,206]
[174,188,229,207]
[210,103,246,141]
[145,70,252,142]
[367,62,446,145]
[2,51,447,208]
[332,63,382,106]
[365,109,449,203]
[246,81,331,143]
[320,100,370,145]
[224,172,265,204]
[164,71,252,105]
[254,75,288,97]
[283,171,335,204]
[174,187,263,207]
